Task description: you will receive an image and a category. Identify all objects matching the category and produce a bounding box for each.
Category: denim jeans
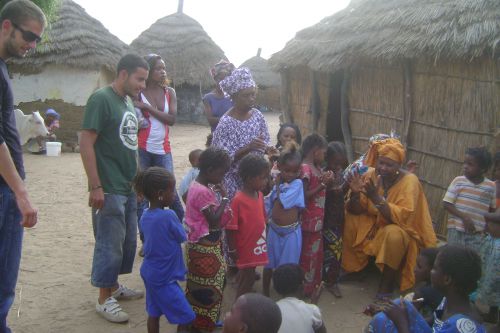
[91,193,137,288]
[0,185,22,333]
[137,149,184,242]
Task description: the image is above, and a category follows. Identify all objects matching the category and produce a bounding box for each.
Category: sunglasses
[12,22,42,43]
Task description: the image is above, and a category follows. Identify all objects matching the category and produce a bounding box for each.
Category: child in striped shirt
[443,147,496,252]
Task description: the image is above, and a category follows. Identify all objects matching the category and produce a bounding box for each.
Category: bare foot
[310,282,325,304]
[326,283,342,298]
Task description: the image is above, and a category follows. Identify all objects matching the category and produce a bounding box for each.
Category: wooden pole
[402,60,413,147]
[280,70,292,123]
[177,0,184,14]
[340,69,354,162]
[310,71,320,133]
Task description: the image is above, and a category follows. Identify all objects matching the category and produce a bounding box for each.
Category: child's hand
[321,170,334,185]
[214,184,228,198]
[229,250,238,263]
[463,216,476,233]
[384,301,409,329]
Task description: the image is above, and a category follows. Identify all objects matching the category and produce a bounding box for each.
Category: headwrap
[364,138,405,167]
[344,133,399,178]
[45,108,60,119]
[219,67,256,97]
[210,59,235,79]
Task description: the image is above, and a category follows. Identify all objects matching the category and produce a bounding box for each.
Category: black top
[0,58,24,186]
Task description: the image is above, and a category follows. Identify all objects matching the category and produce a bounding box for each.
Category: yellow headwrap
[364,138,406,167]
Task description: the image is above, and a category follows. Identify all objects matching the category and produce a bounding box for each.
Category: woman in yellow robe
[342,139,437,296]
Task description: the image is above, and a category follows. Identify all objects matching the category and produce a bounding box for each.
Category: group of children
[133,123,500,333]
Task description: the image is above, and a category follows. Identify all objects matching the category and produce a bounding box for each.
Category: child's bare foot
[325,282,342,298]
[310,282,324,304]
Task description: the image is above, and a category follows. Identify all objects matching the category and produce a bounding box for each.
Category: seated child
[409,248,444,318]
[273,264,326,333]
[226,154,270,298]
[263,142,305,296]
[134,167,195,333]
[366,245,486,333]
[223,293,282,333]
[179,149,203,203]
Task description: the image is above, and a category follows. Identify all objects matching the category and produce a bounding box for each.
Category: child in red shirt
[226,154,270,298]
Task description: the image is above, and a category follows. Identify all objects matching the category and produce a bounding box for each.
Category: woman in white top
[135,54,184,237]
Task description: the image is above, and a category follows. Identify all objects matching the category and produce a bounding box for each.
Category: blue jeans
[91,193,137,288]
[0,185,22,333]
[137,149,184,242]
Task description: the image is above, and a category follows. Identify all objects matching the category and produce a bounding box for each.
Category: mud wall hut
[240,49,281,111]
[8,0,128,147]
[270,0,500,238]
[130,4,226,124]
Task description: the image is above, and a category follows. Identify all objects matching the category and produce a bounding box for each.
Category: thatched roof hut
[270,0,500,238]
[240,49,281,111]
[9,0,128,74]
[130,9,225,89]
[10,0,129,147]
[241,49,280,88]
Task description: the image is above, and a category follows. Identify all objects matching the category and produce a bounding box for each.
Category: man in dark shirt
[0,1,46,332]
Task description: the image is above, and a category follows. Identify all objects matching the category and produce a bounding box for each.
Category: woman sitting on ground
[342,138,437,298]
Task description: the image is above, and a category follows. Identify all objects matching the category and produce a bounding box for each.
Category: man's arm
[79,129,104,209]
[0,143,37,227]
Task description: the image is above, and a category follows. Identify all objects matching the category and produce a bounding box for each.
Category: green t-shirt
[82,86,138,195]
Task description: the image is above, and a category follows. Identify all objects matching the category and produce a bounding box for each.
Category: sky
[73,0,350,66]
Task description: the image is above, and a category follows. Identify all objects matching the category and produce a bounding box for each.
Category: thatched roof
[270,0,500,72]
[240,51,280,88]
[9,0,128,74]
[130,12,226,88]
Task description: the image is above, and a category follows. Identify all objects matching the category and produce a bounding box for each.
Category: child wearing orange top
[226,154,270,298]
[300,134,333,297]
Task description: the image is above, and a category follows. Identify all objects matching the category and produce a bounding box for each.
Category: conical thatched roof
[270,0,500,72]
[130,12,226,88]
[240,51,280,88]
[9,0,128,74]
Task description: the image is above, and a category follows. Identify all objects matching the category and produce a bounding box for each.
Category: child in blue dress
[263,142,305,296]
[134,167,195,333]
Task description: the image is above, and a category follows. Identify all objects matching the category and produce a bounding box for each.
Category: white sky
[73,0,350,66]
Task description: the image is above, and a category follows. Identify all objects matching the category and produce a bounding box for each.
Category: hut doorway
[326,71,344,142]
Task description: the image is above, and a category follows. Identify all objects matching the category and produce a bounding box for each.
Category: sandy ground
[8,112,377,333]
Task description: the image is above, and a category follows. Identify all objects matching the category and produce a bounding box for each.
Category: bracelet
[90,185,102,191]
[374,200,386,209]
[221,197,230,203]
[227,249,236,253]
[320,182,327,189]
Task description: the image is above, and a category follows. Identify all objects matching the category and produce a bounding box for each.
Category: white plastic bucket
[46,142,62,157]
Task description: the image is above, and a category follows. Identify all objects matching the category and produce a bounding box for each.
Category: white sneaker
[111,284,144,300]
[96,297,129,323]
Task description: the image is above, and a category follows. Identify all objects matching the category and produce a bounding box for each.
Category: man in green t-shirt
[80,54,149,323]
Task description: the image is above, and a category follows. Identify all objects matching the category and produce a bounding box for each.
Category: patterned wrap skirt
[185,241,226,332]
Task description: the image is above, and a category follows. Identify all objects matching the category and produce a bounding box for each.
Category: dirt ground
[7,112,377,333]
